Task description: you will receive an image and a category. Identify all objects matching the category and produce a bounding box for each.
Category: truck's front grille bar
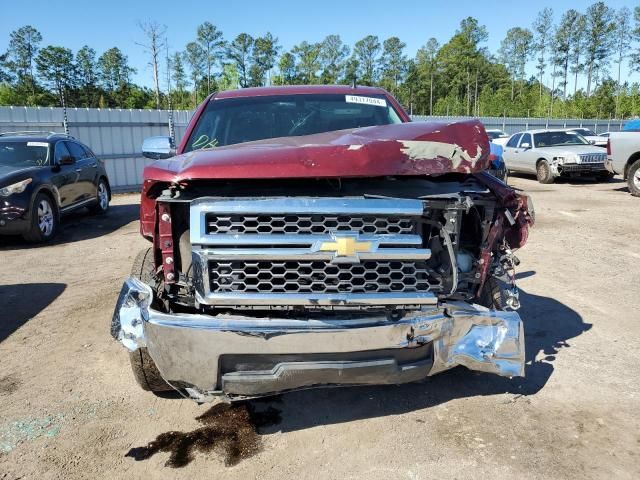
[190,197,437,307]
[206,214,416,235]
[190,197,424,245]
[208,260,440,294]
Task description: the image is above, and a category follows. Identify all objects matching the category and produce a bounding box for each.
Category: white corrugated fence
[0,106,625,190]
[0,106,193,191]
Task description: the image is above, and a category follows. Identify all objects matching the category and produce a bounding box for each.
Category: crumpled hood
[143,120,490,182]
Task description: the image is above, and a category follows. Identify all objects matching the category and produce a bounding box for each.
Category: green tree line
[2,2,640,119]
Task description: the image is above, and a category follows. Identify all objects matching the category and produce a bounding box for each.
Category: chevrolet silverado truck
[606,132,640,196]
[111,85,534,401]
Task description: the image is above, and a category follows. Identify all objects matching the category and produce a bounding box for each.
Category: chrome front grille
[190,197,437,308]
[209,260,439,294]
[579,153,607,164]
[206,214,416,235]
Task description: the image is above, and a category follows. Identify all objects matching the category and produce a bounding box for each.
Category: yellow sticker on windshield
[345,95,387,107]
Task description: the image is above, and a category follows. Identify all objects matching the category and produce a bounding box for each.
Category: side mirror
[142,136,175,160]
[589,140,596,145]
[520,142,531,149]
[58,155,75,165]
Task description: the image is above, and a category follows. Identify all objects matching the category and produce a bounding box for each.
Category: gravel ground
[1,175,639,480]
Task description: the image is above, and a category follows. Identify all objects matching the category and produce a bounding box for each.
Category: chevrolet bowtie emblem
[318,234,374,263]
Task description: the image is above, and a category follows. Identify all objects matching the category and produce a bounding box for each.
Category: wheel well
[99,175,112,200]
[34,188,59,217]
[536,158,548,167]
[625,152,640,179]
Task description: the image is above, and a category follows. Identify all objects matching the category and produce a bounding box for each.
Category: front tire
[22,193,58,243]
[628,159,640,197]
[128,248,172,393]
[477,276,504,311]
[536,160,554,184]
[129,348,173,392]
[89,179,109,214]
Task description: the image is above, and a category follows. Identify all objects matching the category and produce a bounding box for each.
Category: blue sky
[1,0,637,89]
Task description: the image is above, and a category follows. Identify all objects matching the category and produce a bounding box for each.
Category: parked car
[0,131,111,242]
[606,132,640,196]
[488,142,508,182]
[502,129,613,184]
[565,128,607,147]
[111,85,534,401]
[486,129,510,146]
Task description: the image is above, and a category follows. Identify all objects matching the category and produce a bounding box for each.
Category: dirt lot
[1,175,639,480]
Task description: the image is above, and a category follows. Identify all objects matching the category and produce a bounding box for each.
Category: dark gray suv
[0,131,111,242]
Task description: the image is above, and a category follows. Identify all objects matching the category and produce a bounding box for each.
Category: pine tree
[226,34,254,88]
[196,22,224,94]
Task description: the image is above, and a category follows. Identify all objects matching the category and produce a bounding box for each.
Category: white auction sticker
[345,95,387,107]
[27,142,49,147]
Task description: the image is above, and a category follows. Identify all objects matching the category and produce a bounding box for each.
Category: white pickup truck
[607,132,640,196]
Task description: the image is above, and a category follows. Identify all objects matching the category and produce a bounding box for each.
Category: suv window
[65,141,89,161]
[54,141,71,163]
[506,133,522,148]
[82,144,95,158]
[519,133,532,147]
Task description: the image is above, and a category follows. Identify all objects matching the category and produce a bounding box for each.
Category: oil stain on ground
[126,401,282,467]
[0,375,20,396]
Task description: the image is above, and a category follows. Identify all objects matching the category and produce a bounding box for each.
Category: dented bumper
[112,277,525,401]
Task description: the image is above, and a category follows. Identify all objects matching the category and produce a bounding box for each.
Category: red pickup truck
[111,85,533,401]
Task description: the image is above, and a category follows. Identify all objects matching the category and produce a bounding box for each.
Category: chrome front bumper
[111,277,525,401]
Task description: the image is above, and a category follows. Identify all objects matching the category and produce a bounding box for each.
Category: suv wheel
[628,159,640,197]
[536,160,554,184]
[89,179,110,214]
[23,193,58,243]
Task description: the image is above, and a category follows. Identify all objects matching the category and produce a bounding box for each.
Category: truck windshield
[534,131,590,147]
[184,93,404,152]
[0,141,49,167]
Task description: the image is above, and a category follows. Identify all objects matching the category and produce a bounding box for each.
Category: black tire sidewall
[477,276,504,310]
[628,160,640,196]
[536,160,553,184]
[25,193,58,242]
[91,179,110,213]
[128,248,172,392]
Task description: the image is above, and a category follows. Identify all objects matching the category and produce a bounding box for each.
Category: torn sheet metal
[111,277,525,401]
